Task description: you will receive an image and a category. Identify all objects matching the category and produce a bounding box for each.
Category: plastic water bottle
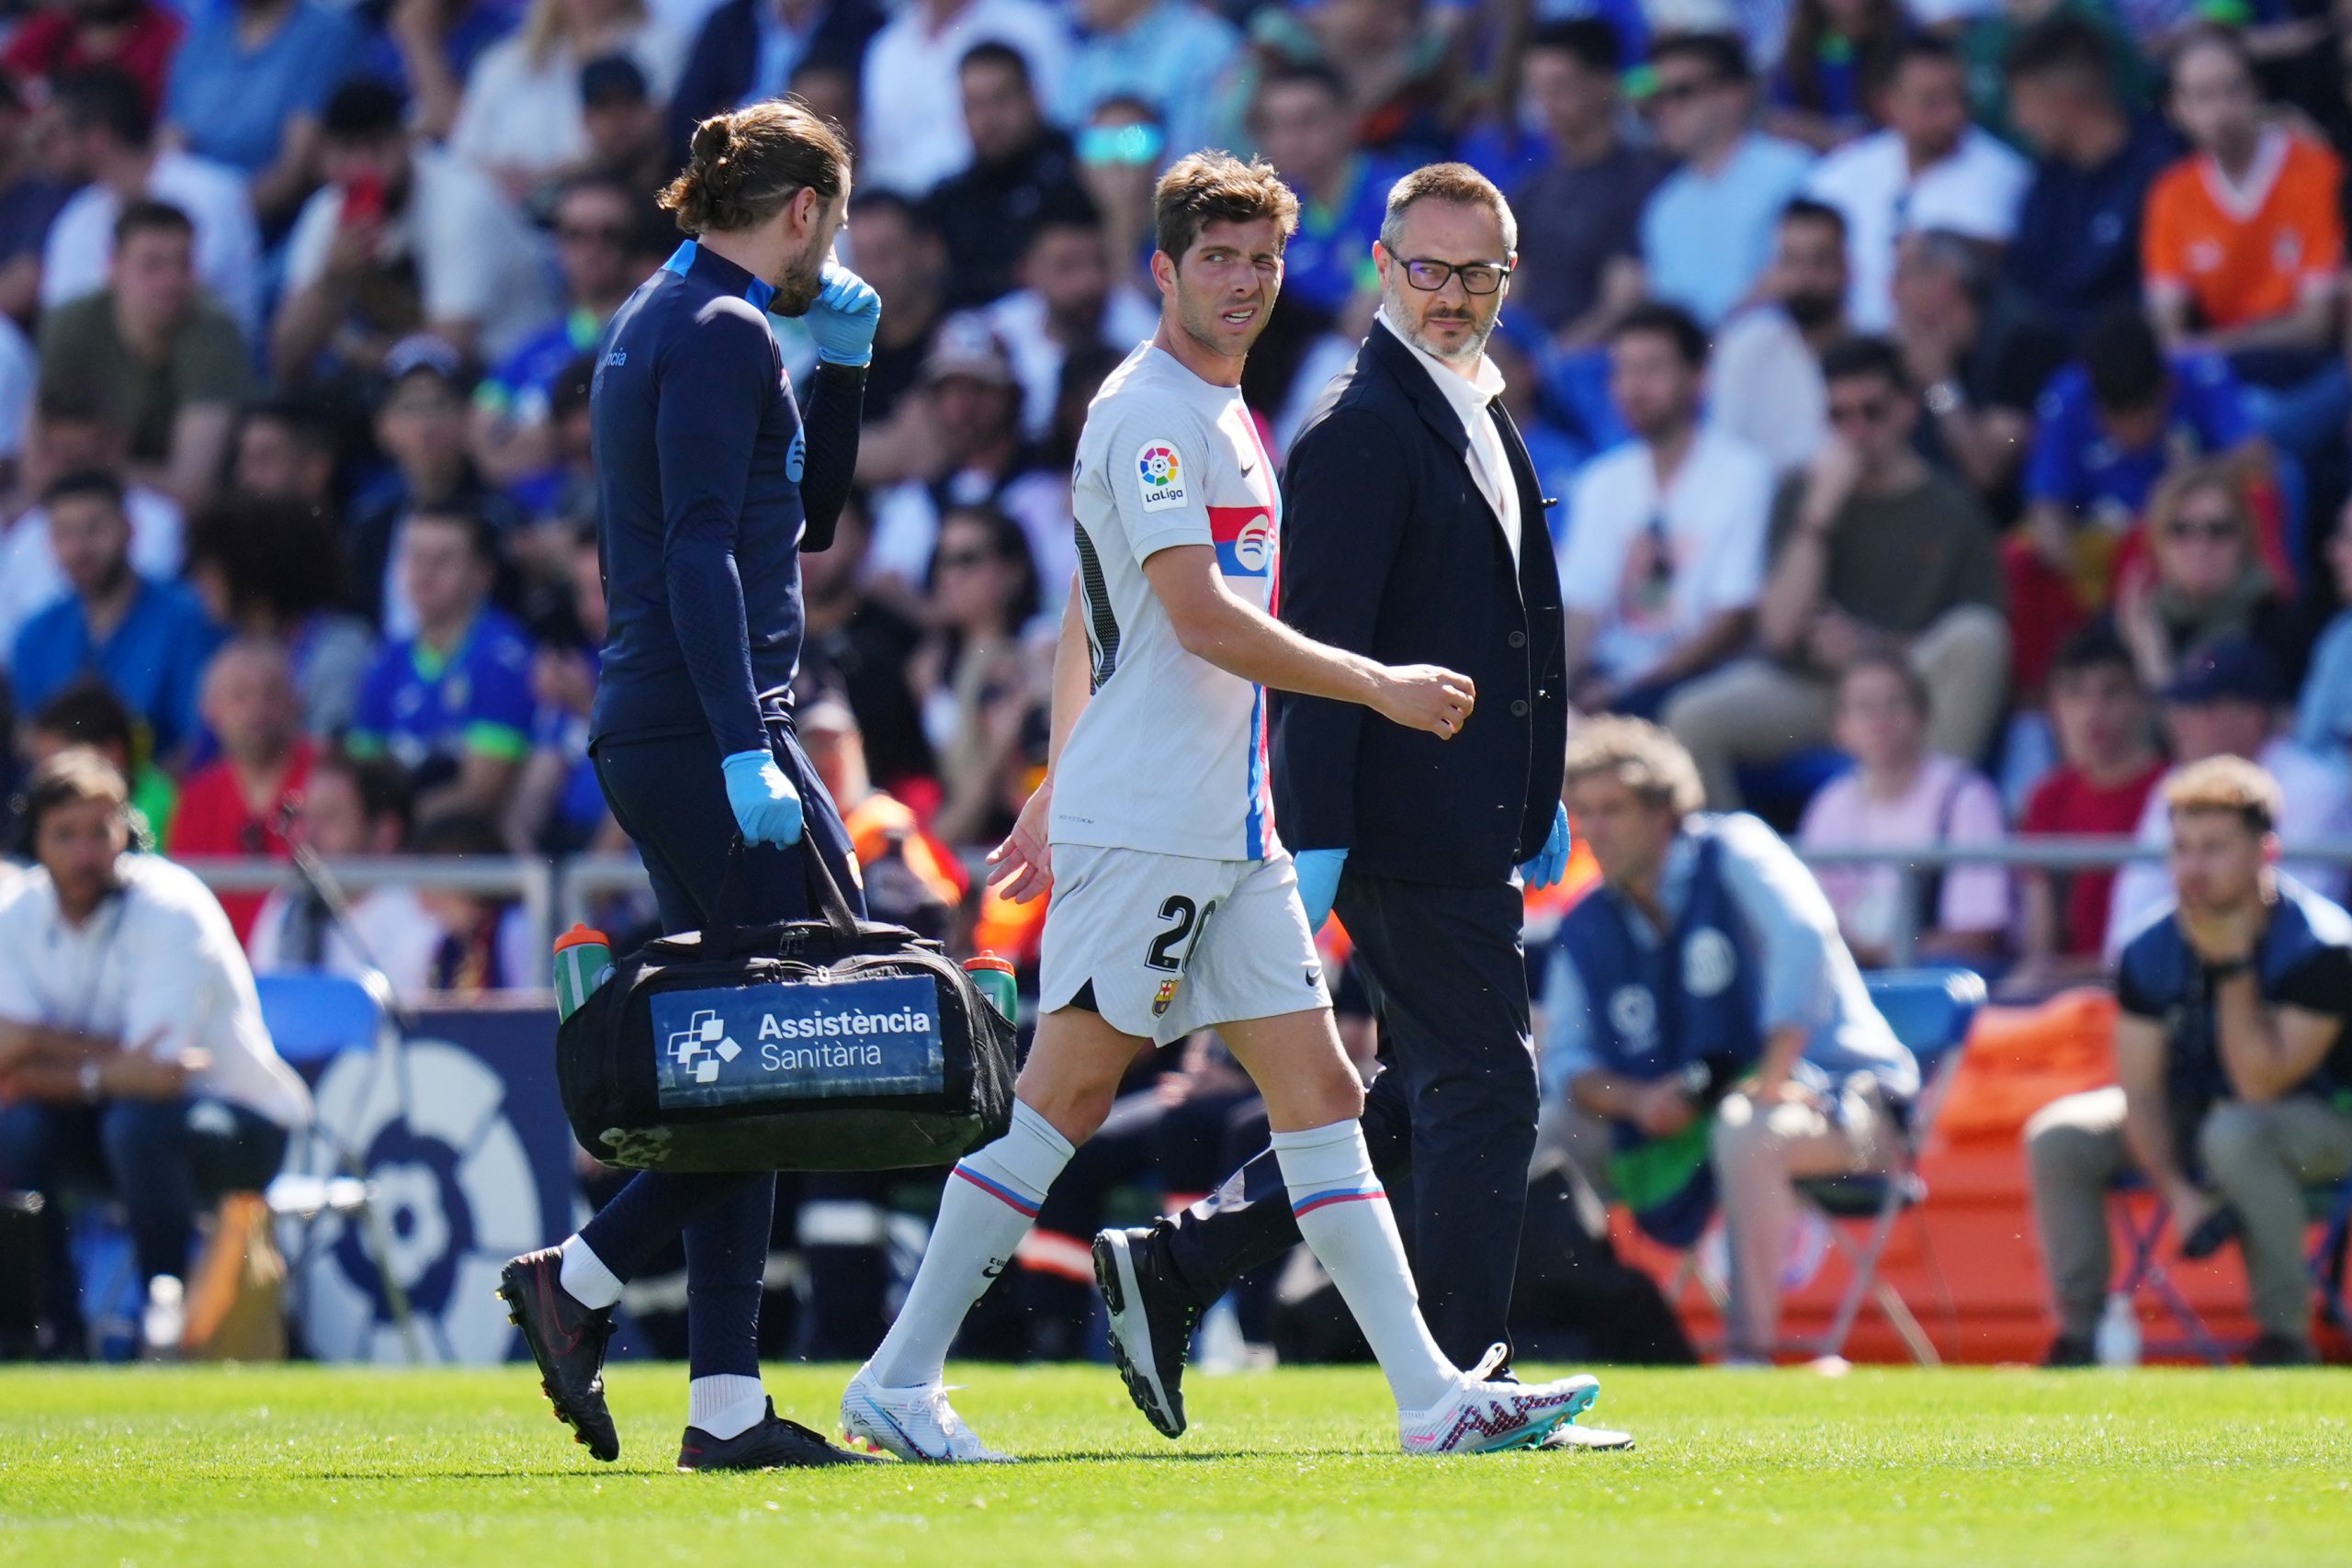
[963,953,1018,1024]
[141,1275,184,1359]
[2094,1291,2141,1368]
[552,924,614,1021]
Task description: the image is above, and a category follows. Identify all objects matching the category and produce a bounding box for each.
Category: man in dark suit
[1091,163,1578,1426]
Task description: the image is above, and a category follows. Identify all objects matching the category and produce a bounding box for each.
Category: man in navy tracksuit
[496,100,888,1472]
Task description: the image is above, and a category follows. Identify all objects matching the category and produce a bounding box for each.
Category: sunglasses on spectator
[2166,514,2240,543]
[1826,396,1891,427]
[1399,258,1512,295]
[1078,123,1166,168]
[935,548,997,572]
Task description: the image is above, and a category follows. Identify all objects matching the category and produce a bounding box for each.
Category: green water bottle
[553,923,613,1021]
[963,953,1018,1025]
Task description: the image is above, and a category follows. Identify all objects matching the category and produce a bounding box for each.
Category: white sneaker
[840,1363,1015,1462]
[1398,1344,1600,1457]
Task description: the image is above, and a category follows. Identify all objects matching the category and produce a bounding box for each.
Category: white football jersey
[1050,342,1283,862]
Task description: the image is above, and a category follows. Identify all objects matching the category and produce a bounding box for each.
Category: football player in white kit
[841,152,1600,1461]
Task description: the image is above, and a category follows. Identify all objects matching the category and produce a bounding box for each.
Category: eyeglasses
[1399,258,1512,296]
[2165,516,2240,543]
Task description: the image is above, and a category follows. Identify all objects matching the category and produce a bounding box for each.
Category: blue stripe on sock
[952,1163,1041,1218]
[1291,1185,1384,1218]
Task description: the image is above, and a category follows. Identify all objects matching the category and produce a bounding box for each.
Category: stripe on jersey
[1244,682,1266,860]
[1073,523,1122,693]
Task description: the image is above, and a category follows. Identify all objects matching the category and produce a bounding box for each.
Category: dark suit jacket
[1271,320,1566,886]
[668,0,885,164]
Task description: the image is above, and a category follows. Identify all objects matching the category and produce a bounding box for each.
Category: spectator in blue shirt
[1250,62,1398,321]
[1638,30,1815,328]
[1057,0,1237,171]
[348,506,537,821]
[2022,306,2257,569]
[474,177,644,512]
[2001,16,2180,341]
[164,0,367,225]
[9,468,221,764]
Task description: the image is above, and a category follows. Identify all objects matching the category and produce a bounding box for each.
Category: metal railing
[1797,836,2352,967]
[180,855,560,986]
[159,836,2352,988]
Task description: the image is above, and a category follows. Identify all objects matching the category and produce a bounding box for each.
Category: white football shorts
[1037,843,1333,1045]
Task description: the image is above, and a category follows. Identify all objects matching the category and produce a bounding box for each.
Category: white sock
[686,1373,767,1439]
[1275,1120,1456,1413]
[867,1100,1074,1389]
[558,1235,623,1311]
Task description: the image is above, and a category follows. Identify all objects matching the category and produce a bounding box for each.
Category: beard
[1392,293,1495,366]
[1174,285,1272,358]
[1785,290,1842,332]
[768,232,830,316]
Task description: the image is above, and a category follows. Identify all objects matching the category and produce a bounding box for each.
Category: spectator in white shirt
[857,0,1071,196]
[1800,652,2012,969]
[245,749,445,1000]
[1708,197,1849,473]
[450,0,685,197]
[40,68,261,340]
[1560,302,1773,718]
[0,750,311,1348]
[275,80,559,382]
[1802,35,2029,332]
[982,207,1158,440]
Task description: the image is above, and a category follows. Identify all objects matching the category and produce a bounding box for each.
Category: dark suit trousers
[1160,871,1539,1368]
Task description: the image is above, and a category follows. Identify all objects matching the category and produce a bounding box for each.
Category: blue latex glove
[1294,847,1348,934]
[1519,803,1572,890]
[803,263,881,367]
[721,749,804,847]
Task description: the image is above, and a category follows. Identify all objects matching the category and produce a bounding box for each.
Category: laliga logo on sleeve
[1136,440,1186,512]
[666,1009,743,1085]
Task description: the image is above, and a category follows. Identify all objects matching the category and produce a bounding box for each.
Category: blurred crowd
[0,0,2335,1001]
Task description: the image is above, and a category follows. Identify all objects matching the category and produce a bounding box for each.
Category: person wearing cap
[274,78,558,381]
[865,310,1069,603]
[2106,635,2352,962]
[2027,753,2352,1367]
[347,334,522,633]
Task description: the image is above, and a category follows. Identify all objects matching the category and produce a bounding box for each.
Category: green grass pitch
[4,1363,2348,1567]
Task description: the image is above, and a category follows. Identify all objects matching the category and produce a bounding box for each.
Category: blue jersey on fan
[2025,349,2254,528]
[347,606,537,778]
